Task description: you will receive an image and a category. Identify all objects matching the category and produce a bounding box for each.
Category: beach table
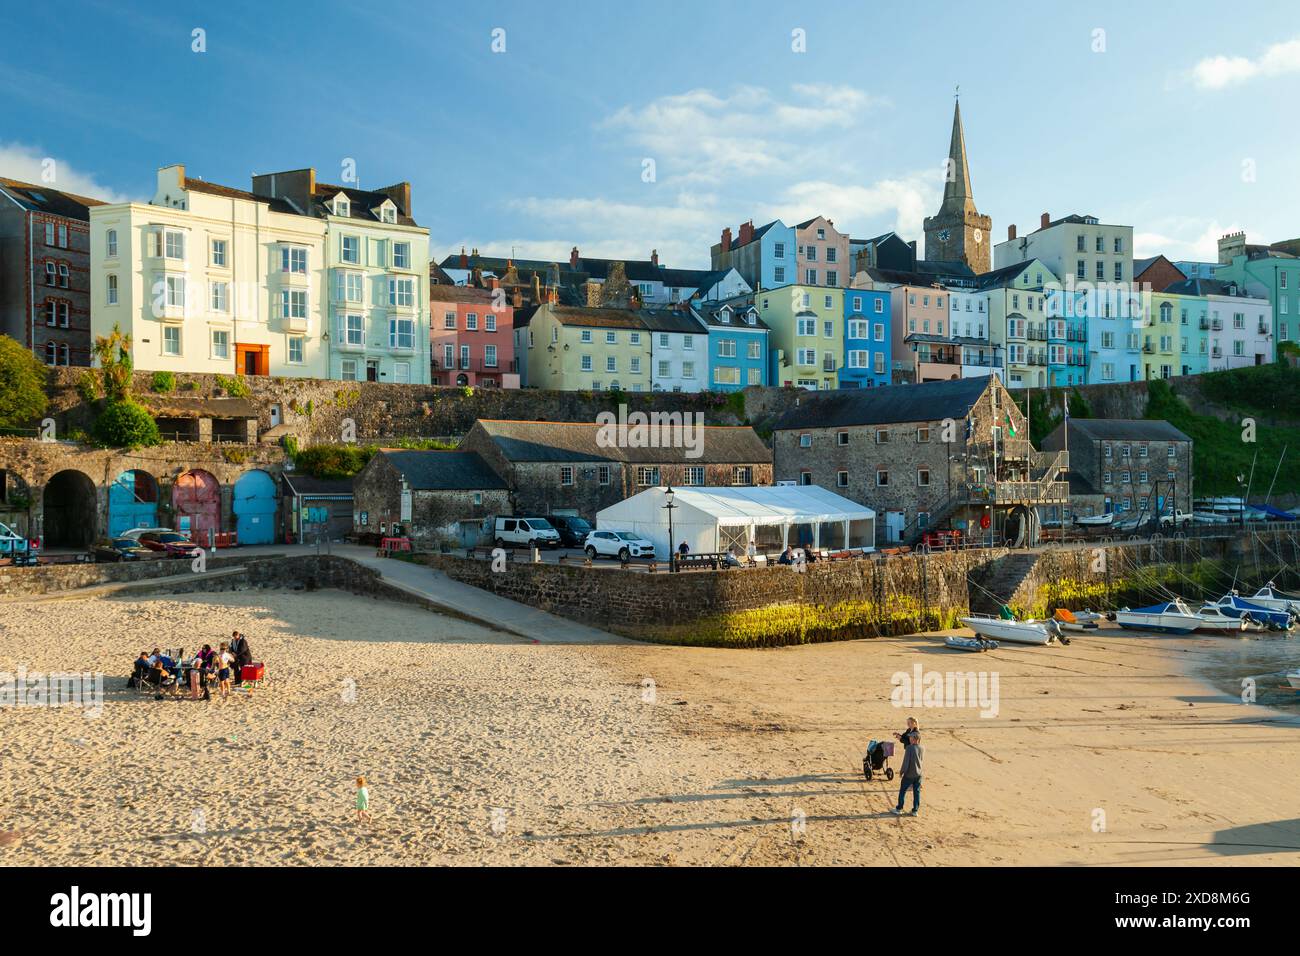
[379,536,412,556]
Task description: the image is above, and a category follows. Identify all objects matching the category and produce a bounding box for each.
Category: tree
[92,322,134,401]
[93,399,161,449]
[0,334,49,432]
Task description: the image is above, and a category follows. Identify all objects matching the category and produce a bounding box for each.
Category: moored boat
[945,636,998,652]
[959,614,1060,645]
[1073,513,1114,528]
[1053,608,1100,632]
[1191,604,1247,634]
[1287,670,1300,690]
[1212,593,1294,630]
[1115,600,1203,634]
[1246,583,1300,617]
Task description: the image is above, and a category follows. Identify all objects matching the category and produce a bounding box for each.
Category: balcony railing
[1199,318,1210,330]
[1211,319,1223,330]
[963,480,1070,504]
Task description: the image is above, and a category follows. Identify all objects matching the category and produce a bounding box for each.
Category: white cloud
[0,142,133,202]
[761,172,940,241]
[1133,220,1242,262]
[1189,37,1300,89]
[599,83,887,186]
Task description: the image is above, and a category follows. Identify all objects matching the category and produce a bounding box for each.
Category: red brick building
[1133,254,1187,294]
[429,277,518,387]
[0,179,106,367]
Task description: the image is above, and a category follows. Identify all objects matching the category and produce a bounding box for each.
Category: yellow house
[90,165,328,377]
[521,303,652,391]
[755,283,842,390]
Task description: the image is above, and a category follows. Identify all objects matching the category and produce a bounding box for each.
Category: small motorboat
[1287,670,1300,690]
[1191,604,1247,634]
[1053,608,1100,633]
[1073,513,1114,528]
[1115,600,1203,634]
[945,636,998,652]
[960,609,1061,645]
[1246,583,1300,616]
[1212,593,1294,631]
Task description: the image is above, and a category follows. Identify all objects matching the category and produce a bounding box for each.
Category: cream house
[90,165,328,377]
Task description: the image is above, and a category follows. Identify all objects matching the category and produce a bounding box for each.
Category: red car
[135,531,204,559]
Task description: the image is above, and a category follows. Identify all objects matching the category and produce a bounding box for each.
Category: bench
[674,552,723,571]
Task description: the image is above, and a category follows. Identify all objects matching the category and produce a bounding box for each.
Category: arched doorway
[108,469,159,536]
[233,469,277,545]
[456,373,469,386]
[41,470,98,548]
[172,469,220,544]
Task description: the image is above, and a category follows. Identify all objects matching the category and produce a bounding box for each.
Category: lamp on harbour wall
[663,485,677,571]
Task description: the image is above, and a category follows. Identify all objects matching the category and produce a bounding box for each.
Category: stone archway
[41,469,98,548]
[173,469,220,543]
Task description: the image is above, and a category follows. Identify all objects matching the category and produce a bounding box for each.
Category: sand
[1,588,1298,866]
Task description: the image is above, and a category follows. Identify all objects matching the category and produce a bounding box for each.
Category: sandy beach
[1,588,1298,866]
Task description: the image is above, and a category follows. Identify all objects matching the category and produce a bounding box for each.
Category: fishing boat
[1194,496,1246,522]
[1073,513,1114,528]
[1053,608,1100,632]
[959,613,1060,645]
[944,636,998,652]
[1211,593,1294,630]
[1246,583,1300,616]
[1115,600,1203,634]
[1191,604,1247,634]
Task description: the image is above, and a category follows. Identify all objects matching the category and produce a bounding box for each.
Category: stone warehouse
[0,438,286,549]
[1040,418,1193,518]
[351,449,510,548]
[773,375,1067,546]
[459,418,773,519]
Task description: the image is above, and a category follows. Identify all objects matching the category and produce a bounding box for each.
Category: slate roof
[378,450,508,490]
[635,309,706,335]
[724,220,780,250]
[183,178,301,216]
[282,473,354,497]
[545,305,648,330]
[690,304,770,332]
[974,261,1037,290]
[1164,278,1257,298]
[774,376,992,431]
[0,178,106,220]
[471,420,771,465]
[428,284,498,305]
[313,181,417,226]
[1047,419,1191,444]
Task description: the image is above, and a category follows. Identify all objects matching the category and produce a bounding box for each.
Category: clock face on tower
[973,228,983,244]
[938,229,950,242]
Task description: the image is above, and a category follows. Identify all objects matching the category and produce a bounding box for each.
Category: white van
[492,516,561,549]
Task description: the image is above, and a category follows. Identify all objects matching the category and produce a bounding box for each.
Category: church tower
[923,96,992,274]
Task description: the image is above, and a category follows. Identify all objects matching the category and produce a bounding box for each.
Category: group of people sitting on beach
[130,631,253,702]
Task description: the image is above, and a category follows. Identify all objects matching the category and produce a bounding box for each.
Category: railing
[963,480,1070,504]
[1199,319,1210,330]
[1211,319,1223,330]
[1029,449,1069,481]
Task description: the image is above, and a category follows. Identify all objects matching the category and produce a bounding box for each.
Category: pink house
[795,216,850,288]
[429,280,518,388]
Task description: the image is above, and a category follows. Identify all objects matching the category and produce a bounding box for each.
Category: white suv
[584,530,656,561]
[493,516,561,549]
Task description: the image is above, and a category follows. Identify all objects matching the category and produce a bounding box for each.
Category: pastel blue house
[840,288,891,387]
[711,219,798,291]
[692,302,770,391]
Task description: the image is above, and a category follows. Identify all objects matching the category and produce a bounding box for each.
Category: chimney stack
[1008,224,1017,241]
[1040,212,1050,230]
[570,246,580,268]
[721,226,733,251]
[459,246,469,269]
[650,248,658,267]
[738,220,754,245]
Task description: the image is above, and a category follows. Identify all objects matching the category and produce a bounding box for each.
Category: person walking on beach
[354,776,371,823]
[892,731,924,817]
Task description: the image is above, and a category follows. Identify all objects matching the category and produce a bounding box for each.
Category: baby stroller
[863,740,895,781]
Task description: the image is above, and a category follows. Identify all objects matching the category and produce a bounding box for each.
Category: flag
[1063,392,1070,422]
[1004,410,1017,438]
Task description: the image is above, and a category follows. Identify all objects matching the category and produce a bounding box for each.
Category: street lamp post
[663,486,677,572]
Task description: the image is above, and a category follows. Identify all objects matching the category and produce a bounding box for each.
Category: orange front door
[235,344,269,376]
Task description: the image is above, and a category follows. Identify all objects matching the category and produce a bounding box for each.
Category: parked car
[0,521,38,566]
[135,530,204,559]
[89,537,155,562]
[1159,511,1195,529]
[492,516,561,549]
[584,529,656,562]
[544,514,594,548]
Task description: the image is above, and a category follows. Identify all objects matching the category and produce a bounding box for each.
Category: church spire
[941,95,975,215]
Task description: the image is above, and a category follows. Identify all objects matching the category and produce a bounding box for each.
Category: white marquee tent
[596,485,876,560]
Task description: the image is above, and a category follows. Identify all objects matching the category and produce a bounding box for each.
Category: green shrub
[150,370,176,393]
[180,380,200,391]
[215,374,250,398]
[292,443,375,480]
[0,333,49,431]
[76,369,101,404]
[93,399,162,449]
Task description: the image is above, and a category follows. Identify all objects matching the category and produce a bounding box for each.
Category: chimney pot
[1008,224,1017,241]
[1040,212,1050,230]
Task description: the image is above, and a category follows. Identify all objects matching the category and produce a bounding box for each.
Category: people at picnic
[133,634,258,703]
[778,546,794,565]
[229,631,253,673]
[216,642,235,701]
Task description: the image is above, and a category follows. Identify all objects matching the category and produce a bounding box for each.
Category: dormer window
[379,201,397,224]
[333,194,350,217]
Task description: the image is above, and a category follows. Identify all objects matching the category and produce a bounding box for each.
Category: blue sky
[3,0,1298,269]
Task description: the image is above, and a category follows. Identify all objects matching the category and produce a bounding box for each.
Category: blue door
[233,470,277,545]
[108,470,158,536]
